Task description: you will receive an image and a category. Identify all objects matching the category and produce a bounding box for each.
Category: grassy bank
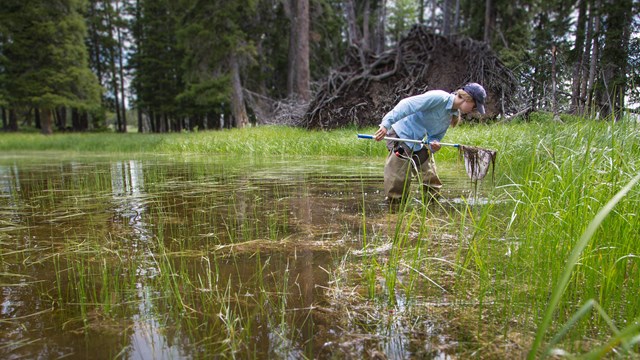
[498,118,640,357]
[0,127,380,156]
[0,122,518,160]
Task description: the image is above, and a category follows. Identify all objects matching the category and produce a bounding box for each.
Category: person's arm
[381,93,439,126]
[380,96,420,130]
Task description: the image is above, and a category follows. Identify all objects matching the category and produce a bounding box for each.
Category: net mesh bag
[458,146,497,181]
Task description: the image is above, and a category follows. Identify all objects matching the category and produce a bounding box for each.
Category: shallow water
[0,153,495,359]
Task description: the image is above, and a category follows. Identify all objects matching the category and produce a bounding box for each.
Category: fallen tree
[302,25,519,129]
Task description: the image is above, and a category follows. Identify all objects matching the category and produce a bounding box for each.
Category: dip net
[458,146,497,181]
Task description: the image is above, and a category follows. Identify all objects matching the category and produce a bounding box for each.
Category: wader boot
[384,131,442,203]
[419,156,443,203]
[384,150,414,202]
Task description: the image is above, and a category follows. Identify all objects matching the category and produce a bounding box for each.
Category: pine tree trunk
[81,111,88,131]
[138,109,144,133]
[106,1,122,132]
[1,107,7,131]
[443,0,452,37]
[229,53,249,128]
[374,0,387,54]
[148,111,155,133]
[41,108,53,135]
[286,0,311,100]
[484,0,494,44]
[33,108,40,129]
[115,0,128,132]
[431,0,437,29]
[8,110,18,131]
[580,3,594,115]
[56,107,67,130]
[345,0,360,46]
[88,1,104,88]
[596,0,632,121]
[454,0,461,34]
[135,0,144,133]
[155,112,162,133]
[570,0,587,114]
[72,108,80,131]
[285,0,296,97]
[362,0,371,52]
[531,68,539,111]
[551,45,559,119]
[294,0,310,101]
[586,3,600,115]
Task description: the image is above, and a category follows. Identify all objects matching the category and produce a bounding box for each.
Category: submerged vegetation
[1,114,639,358]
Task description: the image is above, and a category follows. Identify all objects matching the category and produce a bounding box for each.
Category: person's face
[459,98,476,114]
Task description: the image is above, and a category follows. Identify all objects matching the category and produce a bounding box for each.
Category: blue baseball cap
[462,83,487,114]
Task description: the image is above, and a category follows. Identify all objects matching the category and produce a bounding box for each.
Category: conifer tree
[1,0,101,134]
[85,0,129,131]
[246,0,290,99]
[129,0,183,132]
[176,0,257,129]
[0,21,7,119]
[595,0,634,120]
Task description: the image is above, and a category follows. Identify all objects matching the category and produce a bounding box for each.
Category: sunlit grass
[0,121,540,161]
[0,127,386,156]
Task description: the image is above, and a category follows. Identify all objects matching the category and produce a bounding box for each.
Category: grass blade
[528,171,640,359]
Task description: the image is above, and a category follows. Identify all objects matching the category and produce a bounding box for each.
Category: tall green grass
[341,114,640,356]
[0,122,541,160]
[0,127,387,156]
[459,116,640,356]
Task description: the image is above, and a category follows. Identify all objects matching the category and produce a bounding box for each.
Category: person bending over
[374,83,487,202]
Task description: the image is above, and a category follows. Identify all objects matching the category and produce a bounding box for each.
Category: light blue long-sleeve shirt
[380,90,457,152]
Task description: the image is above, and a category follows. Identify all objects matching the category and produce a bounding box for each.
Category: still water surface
[0,154,485,359]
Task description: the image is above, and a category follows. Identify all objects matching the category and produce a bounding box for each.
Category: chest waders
[383,129,443,202]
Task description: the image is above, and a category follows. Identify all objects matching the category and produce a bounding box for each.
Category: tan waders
[384,134,442,202]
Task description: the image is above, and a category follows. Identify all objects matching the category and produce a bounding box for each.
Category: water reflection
[0,164,23,229]
[0,155,489,359]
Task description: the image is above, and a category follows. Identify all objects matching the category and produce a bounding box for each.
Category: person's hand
[374,126,387,141]
[429,140,441,152]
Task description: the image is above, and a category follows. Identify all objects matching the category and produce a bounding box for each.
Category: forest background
[0,0,638,135]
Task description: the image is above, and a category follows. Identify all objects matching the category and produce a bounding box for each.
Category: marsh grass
[0,127,380,156]
[2,114,640,358]
[0,123,522,160]
[327,115,640,357]
[451,117,640,356]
